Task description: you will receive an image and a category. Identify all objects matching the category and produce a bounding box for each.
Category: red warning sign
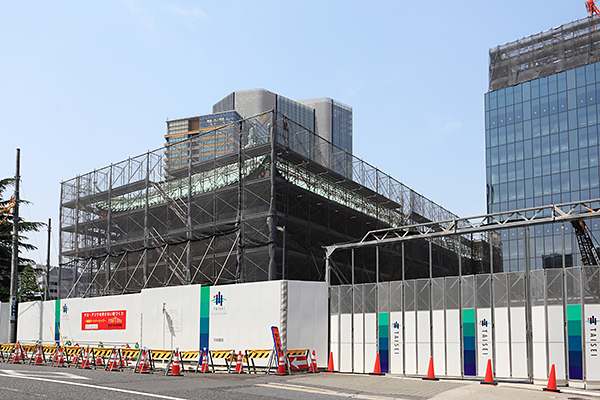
[288,355,310,371]
[82,310,126,330]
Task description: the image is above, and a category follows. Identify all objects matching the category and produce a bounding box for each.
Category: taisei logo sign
[211,291,227,315]
[589,315,598,358]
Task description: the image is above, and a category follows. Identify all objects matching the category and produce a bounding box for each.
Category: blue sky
[0,1,587,266]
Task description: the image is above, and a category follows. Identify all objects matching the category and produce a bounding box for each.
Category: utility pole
[9,148,20,343]
[46,218,51,301]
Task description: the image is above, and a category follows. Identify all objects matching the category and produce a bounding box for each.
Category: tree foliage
[0,178,45,302]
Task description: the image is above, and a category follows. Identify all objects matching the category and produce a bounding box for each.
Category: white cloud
[121,0,156,32]
[168,4,208,22]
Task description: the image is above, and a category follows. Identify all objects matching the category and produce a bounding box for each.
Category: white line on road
[258,383,408,400]
[0,372,187,400]
[0,370,90,380]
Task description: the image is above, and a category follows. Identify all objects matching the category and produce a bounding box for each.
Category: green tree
[20,265,42,301]
[0,178,44,302]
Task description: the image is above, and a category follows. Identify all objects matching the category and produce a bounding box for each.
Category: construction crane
[571,219,600,266]
[586,0,600,19]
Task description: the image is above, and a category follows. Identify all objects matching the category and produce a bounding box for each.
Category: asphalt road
[0,362,597,400]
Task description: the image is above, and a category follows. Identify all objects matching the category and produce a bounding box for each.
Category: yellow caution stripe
[286,349,308,356]
[245,349,271,359]
[210,350,235,360]
[181,351,199,360]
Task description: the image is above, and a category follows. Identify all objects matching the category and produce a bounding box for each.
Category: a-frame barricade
[134,348,155,374]
[195,348,211,373]
[29,343,47,365]
[207,349,235,373]
[9,343,27,364]
[105,347,124,372]
[245,349,273,374]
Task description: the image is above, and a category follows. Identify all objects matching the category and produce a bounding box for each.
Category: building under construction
[59,90,480,298]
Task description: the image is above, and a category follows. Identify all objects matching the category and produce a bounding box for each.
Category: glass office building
[485,17,600,271]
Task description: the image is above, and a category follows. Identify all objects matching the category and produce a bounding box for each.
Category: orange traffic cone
[543,364,560,392]
[106,348,120,371]
[95,351,104,367]
[80,348,91,369]
[33,345,44,365]
[310,350,318,373]
[423,356,439,380]
[276,353,288,375]
[135,349,150,373]
[369,353,385,376]
[323,352,337,373]
[481,359,497,385]
[71,349,80,367]
[54,347,66,367]
[235,351,244,373]
[167,349,183,376]
[200,348,209,372]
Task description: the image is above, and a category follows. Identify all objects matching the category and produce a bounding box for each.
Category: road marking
[0,372,187,400]
[258,383,409,400]
[0,370,90,380]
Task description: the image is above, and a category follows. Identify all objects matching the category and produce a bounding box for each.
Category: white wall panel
[531,306,547,381]
[432,310,445,375]
[354,314,364,373]
[547,305,565,383]
[494,307,510,378]
[404,311,416,374]
[340,314,353,373]
[417,311,430,374]
[446,309,461,377]
[510,307,527,379]
[330,314,339,371]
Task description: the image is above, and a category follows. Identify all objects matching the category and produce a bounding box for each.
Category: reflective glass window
[589,126,598,146]
[541,116,550,136]
[533,137,541,157]
[550,134,560,153]
[581,168,590,190]
[560,131,569,151]
[498,89,505,108]
[580,148,589,168]
[568,89,577,109]
[577,87,586,106]
[516,141,524,161]
[524,120,532,139]
[506,86,514,105]
[561,172,570,192]
[559,111,568,131]
[540,96,549,116]
[541,135,550,156]
[587,64,596,85]
[551,154,560,174]
[531,98,540,118]
[516,160,525,180]
[543,175,552,195]
[587,104,597,126]
[499,126,507,145]
[558,91,568,110]
[489,91,497,109]
[570,150,580,170]
[540,77,548,97]
[587,84,596,104]
[561,152,569,171]
[590,146,599,167]
[558,71,567,92]
[578,107,587,127]
[531,80,540,98]
[515,122,523,141]
[508,161,516,180]
[549,74,558,95]
[542,155,551,175]
[567,69,577,89]
[576,66,586,87]
[507,124,515,143]
[524,159,533,178]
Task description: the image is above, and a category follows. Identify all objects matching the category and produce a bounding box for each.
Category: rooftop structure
[489,17,600,91]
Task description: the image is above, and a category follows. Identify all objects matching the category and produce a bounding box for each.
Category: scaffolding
[59,110,458,298]
[489,16,600,91]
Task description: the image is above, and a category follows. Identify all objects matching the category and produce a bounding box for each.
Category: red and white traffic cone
[323,352,336,373]
[167,348,183,376]
[33,345,44,365]
[80,348,91,369]
[71,349,80,367]
[423,356,438,380]
[277,353,288,375]
[200,348,209,373]
[310,350,318,373]
[234,351,244,373]
[54,347,66,367]
[95,351,104,367]
[369,353,384,376]
[107,348,119,372]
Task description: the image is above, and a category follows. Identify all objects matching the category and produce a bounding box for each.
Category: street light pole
[9,148,20,343]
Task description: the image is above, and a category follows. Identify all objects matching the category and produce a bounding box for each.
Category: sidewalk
[280,373,600,400]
